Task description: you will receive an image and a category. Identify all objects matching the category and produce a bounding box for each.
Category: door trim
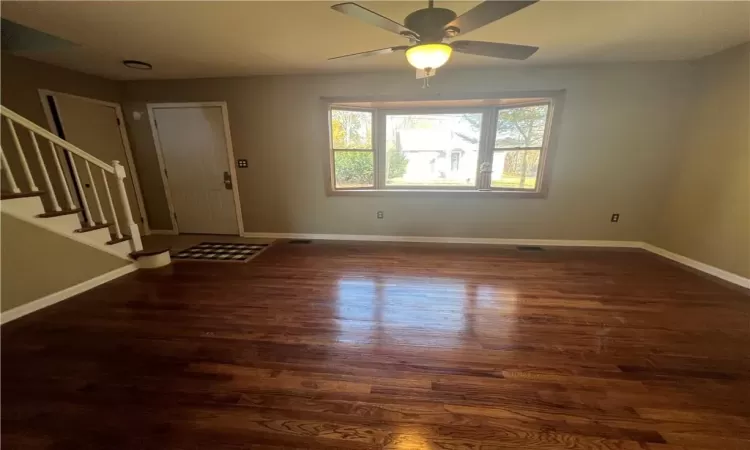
[37,89,151,234]
[146,101,244,236]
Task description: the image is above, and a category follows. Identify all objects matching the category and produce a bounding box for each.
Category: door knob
[223,171,232,190]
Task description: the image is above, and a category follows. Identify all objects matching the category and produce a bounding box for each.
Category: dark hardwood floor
[3,241,749,449]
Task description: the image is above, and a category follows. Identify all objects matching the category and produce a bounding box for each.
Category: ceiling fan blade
[452,41,539,60]
[331,3,416,38]
[445,1,537,36]
[329,46,409,60]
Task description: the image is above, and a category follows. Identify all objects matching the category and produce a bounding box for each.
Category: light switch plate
[237,159,248,168]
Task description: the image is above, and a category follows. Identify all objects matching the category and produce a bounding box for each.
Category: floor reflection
[335,275,517,348]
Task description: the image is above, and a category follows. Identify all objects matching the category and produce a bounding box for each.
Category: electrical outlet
[611,213,620,223]
[377,211,384,219]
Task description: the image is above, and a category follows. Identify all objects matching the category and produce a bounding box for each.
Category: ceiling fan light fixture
[405,43,452,70]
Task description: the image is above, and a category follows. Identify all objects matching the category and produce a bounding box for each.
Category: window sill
[327,188,547,198]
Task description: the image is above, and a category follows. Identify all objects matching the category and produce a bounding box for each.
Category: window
[492,104,549,190]
[330,109,374,188]
[328,95,558,195]
[385,112,481,188]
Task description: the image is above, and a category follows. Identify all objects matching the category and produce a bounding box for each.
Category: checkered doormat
[172,242,269,262]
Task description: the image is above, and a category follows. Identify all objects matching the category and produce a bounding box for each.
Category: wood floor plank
[2,241,749,449]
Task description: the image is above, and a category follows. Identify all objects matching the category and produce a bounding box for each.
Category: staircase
[1,105,143,259]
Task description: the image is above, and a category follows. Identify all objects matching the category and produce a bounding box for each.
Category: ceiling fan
[329,1,539,74]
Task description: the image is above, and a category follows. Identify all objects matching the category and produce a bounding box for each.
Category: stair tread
[75,222,111,233]
[1,191,45,200]
[130,247,171,259]
[37,208,82,218]
[107,235,131,245]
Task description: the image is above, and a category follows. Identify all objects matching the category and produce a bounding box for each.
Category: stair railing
[0,105,142,253]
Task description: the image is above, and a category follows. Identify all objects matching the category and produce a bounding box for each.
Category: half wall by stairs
[1,212,132,315]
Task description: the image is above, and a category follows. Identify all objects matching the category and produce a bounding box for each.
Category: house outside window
[451,151,461,172]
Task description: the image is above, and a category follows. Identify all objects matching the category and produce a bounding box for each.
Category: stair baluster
[0,145,21,193]
[68,155,94,227]
[28,131,61,211]
[113,160,142,252]
[101,168,122,240]
[84,161,105,224]
[5,118,38,192]
[48,142,76,210]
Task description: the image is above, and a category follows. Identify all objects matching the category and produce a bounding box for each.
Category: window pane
[491,150,540,190]
[495,104,549,148]
[331,109,372,149]
[385,113,481,187]
[334,151,374,188]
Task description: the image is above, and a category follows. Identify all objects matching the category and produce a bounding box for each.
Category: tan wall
[121,102,173,229]
[0,213,130,312]
[1,53,122,130]
[652,44,750,278]
[124,62,695,240]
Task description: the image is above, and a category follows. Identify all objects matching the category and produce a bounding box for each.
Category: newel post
[113,160,143,252]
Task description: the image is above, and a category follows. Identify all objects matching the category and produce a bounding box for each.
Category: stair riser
[0,196,45,217]
[42,214,83,232]
[76,228,113,246]
[108,240,133,256]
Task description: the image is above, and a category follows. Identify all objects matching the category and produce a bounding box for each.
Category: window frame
[325,91,563,197]
[489,101,553,192]
[329,106,376,190]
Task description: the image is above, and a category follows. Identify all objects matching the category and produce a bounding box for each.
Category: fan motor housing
[403,8,457,43]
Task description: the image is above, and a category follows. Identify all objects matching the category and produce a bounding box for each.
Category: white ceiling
[3,1,749,80]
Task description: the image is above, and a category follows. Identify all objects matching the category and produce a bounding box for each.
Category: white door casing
[149,104,241,235]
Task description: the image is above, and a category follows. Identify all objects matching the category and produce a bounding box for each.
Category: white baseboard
[1,264,138,325]
[243,232,748,289]
[148,229,179,236]
[641,243,750,289]
[242,232,642,248]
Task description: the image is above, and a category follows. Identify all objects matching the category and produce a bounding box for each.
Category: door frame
[146,101,244,236]
[37,89,151,234]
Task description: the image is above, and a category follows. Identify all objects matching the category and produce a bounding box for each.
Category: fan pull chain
[422,68,433,88]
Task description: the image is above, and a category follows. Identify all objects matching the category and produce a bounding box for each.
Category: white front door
[53,94,145,234]
[151,105,239,235]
